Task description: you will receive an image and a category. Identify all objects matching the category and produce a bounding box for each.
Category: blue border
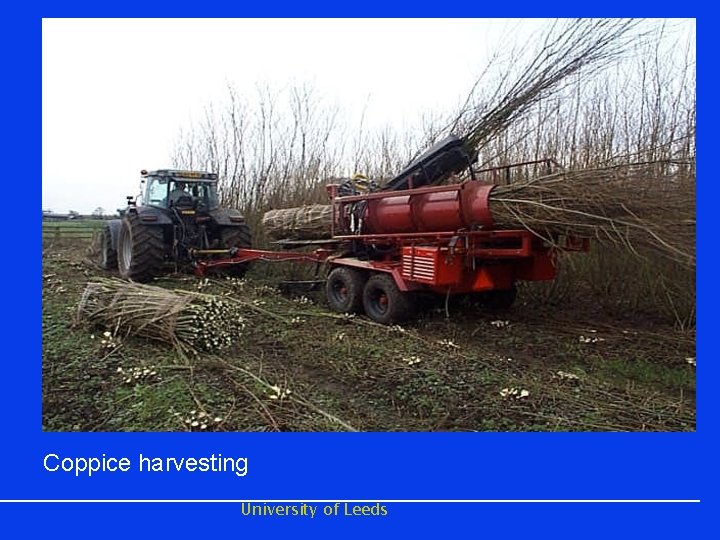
[4,6,710,537]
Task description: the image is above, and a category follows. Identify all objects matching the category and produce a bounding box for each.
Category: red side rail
[193,231,588,278]
[332,229,588,257]
[194,248,332,276]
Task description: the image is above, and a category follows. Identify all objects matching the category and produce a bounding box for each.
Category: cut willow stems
[262,204,332,241]
[260,161,695,270]
[489,162,695,269]
[76,278,247,355]
[454,19,646,155]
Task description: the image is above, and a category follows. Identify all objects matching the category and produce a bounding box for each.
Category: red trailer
[195,155,587,324]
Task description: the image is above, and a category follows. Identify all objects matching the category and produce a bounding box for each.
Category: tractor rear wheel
[98,223,118,270]
[326,267,367,314]
[219,224,252,277]
[117,214,165,282]
[362,273,414,324]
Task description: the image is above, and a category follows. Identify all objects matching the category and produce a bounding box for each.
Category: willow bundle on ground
[489,162,696,269]
[76,278,246,354]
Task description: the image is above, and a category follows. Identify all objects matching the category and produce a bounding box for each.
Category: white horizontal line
[0,500,701,504]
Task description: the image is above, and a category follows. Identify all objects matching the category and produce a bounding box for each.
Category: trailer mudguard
[134,206,174,226]
[208,208,246,226]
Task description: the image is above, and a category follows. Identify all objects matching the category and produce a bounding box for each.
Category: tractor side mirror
[126,195,136,207]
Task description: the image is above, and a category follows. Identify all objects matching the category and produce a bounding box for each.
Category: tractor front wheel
[117,214,165,282]
[362,273,414,324]
[93,222,118,270]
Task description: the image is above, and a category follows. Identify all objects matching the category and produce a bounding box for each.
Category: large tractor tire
[325,267,367,314]
[362,273,415,325]
[219,224,252,277]
[117,214,165,282]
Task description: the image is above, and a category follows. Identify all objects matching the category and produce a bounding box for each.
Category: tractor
[95,169,251,281]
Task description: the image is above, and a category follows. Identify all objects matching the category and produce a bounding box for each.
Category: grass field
[42,238,695,432]
[42,219,105,240]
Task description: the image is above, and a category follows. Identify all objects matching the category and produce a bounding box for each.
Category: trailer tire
[117,214,165,282]
[219,224,252,277]
[362,273,414,324]
[326,267,366,314]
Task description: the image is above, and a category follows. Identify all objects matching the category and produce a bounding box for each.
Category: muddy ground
[42,240,695,432]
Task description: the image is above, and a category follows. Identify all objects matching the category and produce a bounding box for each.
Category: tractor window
[191,183,220,209]
[207,184,219,209]
[146,178,169,207]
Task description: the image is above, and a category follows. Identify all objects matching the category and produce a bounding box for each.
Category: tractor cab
[141,169,220,210]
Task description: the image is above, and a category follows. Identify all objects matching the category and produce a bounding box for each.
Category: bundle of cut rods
[76,278,246,353]
[262,162,695,270]
[489,163,695,269]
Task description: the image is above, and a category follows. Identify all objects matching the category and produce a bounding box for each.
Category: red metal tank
[362,181,495,234]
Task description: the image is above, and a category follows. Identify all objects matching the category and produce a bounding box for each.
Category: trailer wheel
[479,285,517,311]
[362,274,414,324]
[326,267,366,314]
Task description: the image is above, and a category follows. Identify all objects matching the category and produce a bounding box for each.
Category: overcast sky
[42,18,542,214]
[42,18,693,215]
